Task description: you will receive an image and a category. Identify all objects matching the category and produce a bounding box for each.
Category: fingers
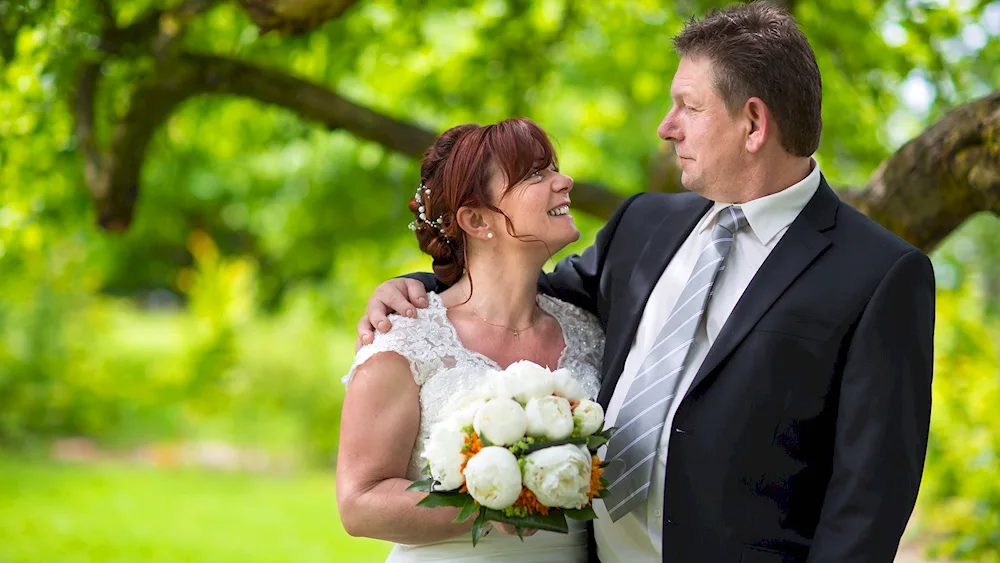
[363,279,422,337]
[377,281,419,324]
[403,278,429,309]
[493,523,537,537]
[366,292,394,335]
[357,316,375,349]
[494,523,516,536]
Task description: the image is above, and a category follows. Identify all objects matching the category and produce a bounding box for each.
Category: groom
[356,3,935,562]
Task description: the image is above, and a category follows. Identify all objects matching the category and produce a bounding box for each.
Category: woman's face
[489,162,579,257]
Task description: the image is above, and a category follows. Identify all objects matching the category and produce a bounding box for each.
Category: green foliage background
[1,0,998,560]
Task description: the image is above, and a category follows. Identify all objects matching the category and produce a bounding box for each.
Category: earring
[487,232,494,239]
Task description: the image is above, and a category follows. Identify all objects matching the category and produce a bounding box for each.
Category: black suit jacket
[410,177,935,562]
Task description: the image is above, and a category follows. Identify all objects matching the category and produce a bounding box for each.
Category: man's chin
[679,174,702,195]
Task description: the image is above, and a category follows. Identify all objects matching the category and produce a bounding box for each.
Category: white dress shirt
[594,162,822,563]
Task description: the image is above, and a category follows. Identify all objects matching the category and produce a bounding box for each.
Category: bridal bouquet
[406,360,613,545]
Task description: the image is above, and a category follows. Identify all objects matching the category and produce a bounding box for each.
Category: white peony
[462,446,523,509]
[447,398,488,430]
[572,399,605,436]
[443,389,491,417]
[421,423,468,491]
[473,398,528,446]
[551,368,587,401]
[483,370,520,401]
[524,396,575,440]
[502,360,557,404]
[522,444,592,509]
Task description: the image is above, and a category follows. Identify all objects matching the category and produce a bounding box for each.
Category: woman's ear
[743,96,770,153]
[456,206,493,241]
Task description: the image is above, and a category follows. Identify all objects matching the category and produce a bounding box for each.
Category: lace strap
[342,314,430,387]
[342,296,464,388]
[538,294,605,373]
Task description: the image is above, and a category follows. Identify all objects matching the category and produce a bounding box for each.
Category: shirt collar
[699,159,822,245]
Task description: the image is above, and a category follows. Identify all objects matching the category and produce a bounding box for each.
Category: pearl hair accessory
[408,183,449,241]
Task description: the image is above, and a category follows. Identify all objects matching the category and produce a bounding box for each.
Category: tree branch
[73,62,106,199]
[839,90,1000,252]
[100,0,219,55]
[90,52,628,229]
[88,48,1000,251]
[237,0,362,35]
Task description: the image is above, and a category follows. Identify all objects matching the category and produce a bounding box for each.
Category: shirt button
[653,509,662,518]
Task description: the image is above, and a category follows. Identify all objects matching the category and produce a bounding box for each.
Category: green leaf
[584,434,609,450]
[406,479,435,493]
[471,510,489,547]
[564,505,598,521]
[416,492,471,509]
[482,507,570,534]
[515,525,525,541]
[521,436,590,456]
[453,496,480,524]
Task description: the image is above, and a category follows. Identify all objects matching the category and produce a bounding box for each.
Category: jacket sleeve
[399,272,445,293]
[807,250,936,562]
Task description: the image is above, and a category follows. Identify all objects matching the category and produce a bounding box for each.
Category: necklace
[473,305,539,340]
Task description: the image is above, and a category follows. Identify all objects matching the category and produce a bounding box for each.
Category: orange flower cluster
[513,486,550,516]
[458,432,484,495]
[588,455,604,500]
[463,432,484,458]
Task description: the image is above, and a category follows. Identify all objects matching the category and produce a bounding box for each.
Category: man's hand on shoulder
[355,278,431,350]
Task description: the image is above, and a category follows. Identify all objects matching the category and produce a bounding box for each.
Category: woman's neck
[443,250,544,328]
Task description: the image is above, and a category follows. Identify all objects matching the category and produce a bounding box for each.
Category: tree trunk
[840,91,1000,251]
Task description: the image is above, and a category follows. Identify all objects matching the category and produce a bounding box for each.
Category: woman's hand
[493,522,538,537]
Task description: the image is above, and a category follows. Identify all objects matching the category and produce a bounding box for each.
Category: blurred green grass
[0,455,392,563]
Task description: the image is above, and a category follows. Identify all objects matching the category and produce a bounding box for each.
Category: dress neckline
[426,292,570,371]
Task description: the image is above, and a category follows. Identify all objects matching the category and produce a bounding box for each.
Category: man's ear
[456,206,492,241]
[743,97,771,153]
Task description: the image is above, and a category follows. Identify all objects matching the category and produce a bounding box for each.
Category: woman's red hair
[408,118,558,284]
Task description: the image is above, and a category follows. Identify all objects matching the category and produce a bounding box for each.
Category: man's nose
[658,109,679,141]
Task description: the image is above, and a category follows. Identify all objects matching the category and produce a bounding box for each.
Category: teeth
[548,205,570,216]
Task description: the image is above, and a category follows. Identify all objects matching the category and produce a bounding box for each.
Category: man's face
[657,56,747,201]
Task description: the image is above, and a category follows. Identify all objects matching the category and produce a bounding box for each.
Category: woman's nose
[555,173,574,193]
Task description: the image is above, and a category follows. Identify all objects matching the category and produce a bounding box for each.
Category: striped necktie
[602,205,748,521]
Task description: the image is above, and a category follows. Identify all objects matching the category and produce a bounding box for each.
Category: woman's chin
[546,229,580,254]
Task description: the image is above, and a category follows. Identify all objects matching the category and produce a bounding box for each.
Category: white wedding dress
[344,292,605,562]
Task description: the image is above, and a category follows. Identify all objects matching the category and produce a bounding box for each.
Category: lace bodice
[344,292,605,480]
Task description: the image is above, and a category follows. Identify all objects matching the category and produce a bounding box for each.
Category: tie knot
[715,205,748,236]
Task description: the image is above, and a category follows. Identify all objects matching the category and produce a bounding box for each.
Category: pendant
[513,328,520,340]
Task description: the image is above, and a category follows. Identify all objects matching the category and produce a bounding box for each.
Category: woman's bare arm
[336,352,473,544]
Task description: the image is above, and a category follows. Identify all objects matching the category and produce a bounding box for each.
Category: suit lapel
[683,180,841,400]
[598,195,712,407]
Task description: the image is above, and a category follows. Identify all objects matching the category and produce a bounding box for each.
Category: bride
[336,117,604,562]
